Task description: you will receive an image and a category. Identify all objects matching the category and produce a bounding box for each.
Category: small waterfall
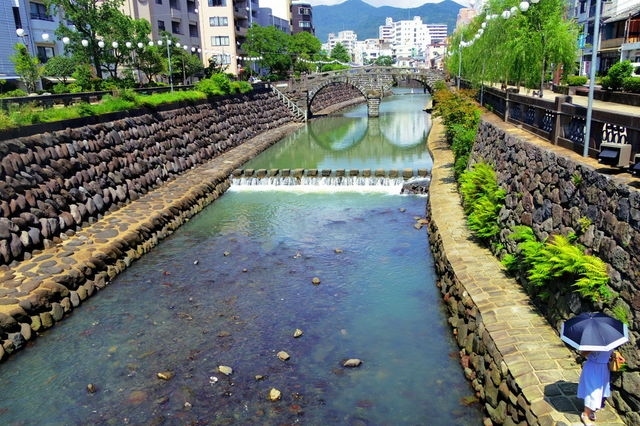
[230,175,430,195]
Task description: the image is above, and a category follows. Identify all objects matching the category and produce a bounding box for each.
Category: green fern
[509,230,611,303]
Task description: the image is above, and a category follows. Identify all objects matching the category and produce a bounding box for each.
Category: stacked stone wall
[0,92,291,265]
[310,83,364,114]
[429,118,639,425]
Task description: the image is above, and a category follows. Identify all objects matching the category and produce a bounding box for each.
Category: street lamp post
[457,41,462,90]
[584,0,602,157]
[158,36,174,92]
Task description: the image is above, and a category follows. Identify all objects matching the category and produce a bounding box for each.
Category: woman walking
[577,350,612,425]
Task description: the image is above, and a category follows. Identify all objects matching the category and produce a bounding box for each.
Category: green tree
[44,0,135,80]
[176,50,205,84]
[447,0,578,95]
[10,44,42,93]
[330,43,351,64]
[42,55,76,84]
[242,25,292,78]
[373,56,394,66]
[135,45,164,85]
[290,31,323,75]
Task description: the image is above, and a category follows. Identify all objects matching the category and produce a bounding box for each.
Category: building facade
[290,1,313,35]
[572,0,640,76]
[2,0,70,90]
[378,16,445,67]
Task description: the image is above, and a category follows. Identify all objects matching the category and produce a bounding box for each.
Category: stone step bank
[0,91,301,362]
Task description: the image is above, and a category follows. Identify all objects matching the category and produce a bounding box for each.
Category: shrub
[622,76,640,93]
[605,60,633,91]
[230,80,253,94]
[52,83,69,94]
[195,73,234,97]
[566,75,587,86]
[459,162,506,239]
[1,89,28,98]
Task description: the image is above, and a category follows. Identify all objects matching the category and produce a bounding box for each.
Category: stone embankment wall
[0,92,290,264]
[0,91,295,360]
[309,83,364,115]
[429,118,639,425]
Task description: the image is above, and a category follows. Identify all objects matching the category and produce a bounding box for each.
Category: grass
[0,76,239,131]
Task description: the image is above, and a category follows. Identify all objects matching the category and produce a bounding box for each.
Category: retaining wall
[0,91,296,361]
[429,117,639,425]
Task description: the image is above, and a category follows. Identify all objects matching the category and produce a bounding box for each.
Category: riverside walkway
[427,113,628,425]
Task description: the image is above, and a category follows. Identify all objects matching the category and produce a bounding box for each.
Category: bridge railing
[480,85,640,166]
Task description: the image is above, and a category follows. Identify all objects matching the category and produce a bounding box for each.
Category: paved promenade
[427,115,628,425]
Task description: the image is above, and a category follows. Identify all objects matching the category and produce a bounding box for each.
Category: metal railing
[270,85,307,122]
[480,85,640,167]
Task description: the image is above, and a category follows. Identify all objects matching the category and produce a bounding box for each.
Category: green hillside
[313,0,463,42]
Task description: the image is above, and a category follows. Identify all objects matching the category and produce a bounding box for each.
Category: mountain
[312,0,464,42]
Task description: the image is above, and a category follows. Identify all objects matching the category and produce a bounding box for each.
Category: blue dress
[577,350,612,411]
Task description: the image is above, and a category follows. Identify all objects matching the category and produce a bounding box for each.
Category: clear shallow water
[243,90,433,172]
[0,90,483,425]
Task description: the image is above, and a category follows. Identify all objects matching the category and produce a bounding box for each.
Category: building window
[298,7,310,15]
[171,20,181,34]
[169,0,179,9]
[212,54,231,65]
[299,21,311,28]
[156,0,162,4]
[208,0,226,6]
[36,45,54,63]
[212,36,230,46]
[30,2,53,21]
[158,20,165,31]
[13,6,22,28]
[209,16,228,26]
[189,24,198,37]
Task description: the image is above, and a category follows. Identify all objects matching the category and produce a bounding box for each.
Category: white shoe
[581,413,595,425]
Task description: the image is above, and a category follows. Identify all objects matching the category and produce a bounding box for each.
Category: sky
[261,0,471,21]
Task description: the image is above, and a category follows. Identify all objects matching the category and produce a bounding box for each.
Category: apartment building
[325,30,357,61]
[1,0,68,88]
[378,17,436,66]
[291,1,314,35]
[572,0,640,75]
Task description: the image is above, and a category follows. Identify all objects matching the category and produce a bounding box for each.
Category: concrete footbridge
[274,66,446,118]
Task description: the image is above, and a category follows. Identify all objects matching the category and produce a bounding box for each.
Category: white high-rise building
[378,16,435,66]
[325,30,358,61]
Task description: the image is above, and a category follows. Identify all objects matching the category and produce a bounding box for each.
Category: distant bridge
[274,66,446,119]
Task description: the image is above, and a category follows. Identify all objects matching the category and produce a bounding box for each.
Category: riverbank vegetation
[432,83,612,307]
[0,73,251,130]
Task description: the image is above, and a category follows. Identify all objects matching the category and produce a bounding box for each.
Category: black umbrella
[560,312,629,351]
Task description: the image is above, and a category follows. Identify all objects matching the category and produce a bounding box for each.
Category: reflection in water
[309,117,368,150]
[243,91,433,172]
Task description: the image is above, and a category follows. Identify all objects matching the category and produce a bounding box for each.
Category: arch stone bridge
[274,66,446,118]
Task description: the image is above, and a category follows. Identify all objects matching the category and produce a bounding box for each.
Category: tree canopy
[10,44,42,93]
[242,25,324,79]
[447,0,579,94]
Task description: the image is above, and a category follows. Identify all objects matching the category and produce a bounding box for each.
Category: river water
[0,90,483,425]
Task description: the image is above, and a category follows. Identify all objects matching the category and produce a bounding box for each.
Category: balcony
[600,37,624,50]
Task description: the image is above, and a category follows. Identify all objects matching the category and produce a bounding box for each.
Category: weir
[231,167,429,180]
[230,168,430,190]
